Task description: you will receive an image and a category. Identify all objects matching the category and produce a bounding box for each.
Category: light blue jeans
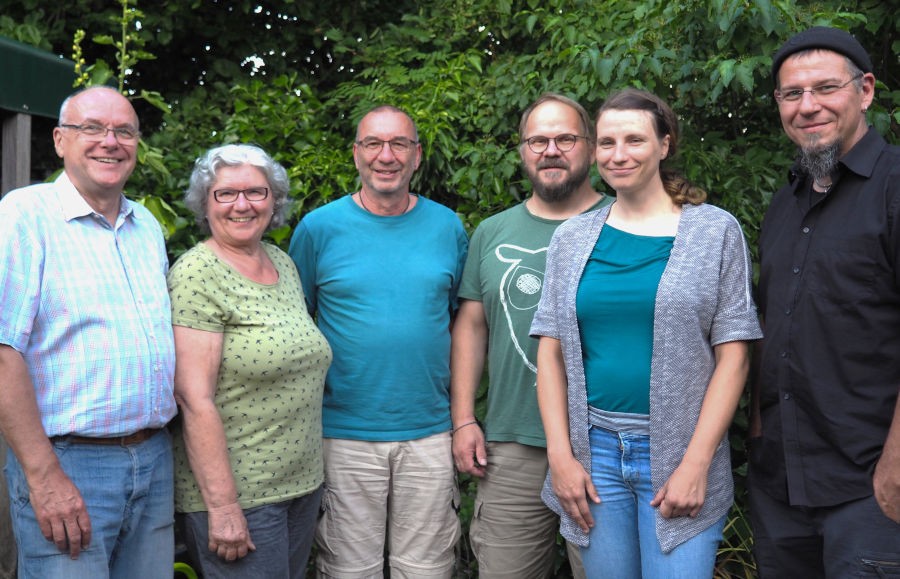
[5,429,174,579]
[582,426,725,579]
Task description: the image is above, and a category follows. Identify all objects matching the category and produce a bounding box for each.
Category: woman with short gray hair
[168,144,331,578]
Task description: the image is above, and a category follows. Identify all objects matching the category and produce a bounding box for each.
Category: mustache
[536,160,568,170]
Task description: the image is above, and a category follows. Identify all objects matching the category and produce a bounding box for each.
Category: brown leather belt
[50,428,162,446]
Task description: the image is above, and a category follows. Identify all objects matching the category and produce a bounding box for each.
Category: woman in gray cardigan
[531,89,762,578]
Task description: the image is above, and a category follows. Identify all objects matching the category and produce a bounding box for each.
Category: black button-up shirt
[754,127,900,507]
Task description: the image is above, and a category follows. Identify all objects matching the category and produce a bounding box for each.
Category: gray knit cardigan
[530,202,763,552]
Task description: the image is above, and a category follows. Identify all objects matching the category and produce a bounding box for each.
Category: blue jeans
[582,426,725,578]
[182,485,323,579]
[5,430,174,579]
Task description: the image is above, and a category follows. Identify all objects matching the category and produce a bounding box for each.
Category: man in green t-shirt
[450,93,612,578]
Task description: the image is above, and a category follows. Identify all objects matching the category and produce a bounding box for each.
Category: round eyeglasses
[523,134,590,154]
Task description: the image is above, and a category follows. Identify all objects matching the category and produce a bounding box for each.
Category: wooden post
[2,112,31,197]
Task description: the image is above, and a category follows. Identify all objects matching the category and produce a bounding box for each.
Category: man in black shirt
[750,26,900,577]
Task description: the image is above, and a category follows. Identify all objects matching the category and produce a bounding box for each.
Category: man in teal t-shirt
[289,105,468,579]
[451,94,611,579]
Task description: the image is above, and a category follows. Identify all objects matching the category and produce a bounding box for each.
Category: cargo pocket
[860,552,900,577]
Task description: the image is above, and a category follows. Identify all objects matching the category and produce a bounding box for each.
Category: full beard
[798,137,841,183]
[528,162,591,203]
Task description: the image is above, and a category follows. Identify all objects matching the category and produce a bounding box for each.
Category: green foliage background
[3,0,898,576]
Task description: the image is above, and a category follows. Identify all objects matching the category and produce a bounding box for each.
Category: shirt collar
[56,172,134,225]
[838,126,885,180]
[786,126,886,193]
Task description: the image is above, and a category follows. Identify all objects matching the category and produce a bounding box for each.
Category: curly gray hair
[185,144,291,234]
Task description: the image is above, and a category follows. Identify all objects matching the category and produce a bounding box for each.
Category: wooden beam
[2,113,31,197]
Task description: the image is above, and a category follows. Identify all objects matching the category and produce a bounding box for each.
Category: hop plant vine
[70,0,156,92]
[71,29,90,88]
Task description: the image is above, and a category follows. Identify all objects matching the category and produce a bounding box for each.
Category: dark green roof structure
[1,35,76,195]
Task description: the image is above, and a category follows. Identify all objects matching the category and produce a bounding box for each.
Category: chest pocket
[805,236,881,307]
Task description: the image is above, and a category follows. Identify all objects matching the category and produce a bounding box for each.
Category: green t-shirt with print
[168,242,332,512]
[458,198,611,447]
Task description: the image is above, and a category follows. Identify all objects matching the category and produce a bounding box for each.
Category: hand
[873,453,900,523]
[651,459,708,519]
[549,454,599,533]
[207,502,256,561]
[29,466,91,558]
[452,422,487,477]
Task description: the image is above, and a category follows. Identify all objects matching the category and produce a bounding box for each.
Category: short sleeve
[710,216,763,345]
[288,220,318,315]
[167,248,226,333]
[458,224,485,303]
[529,224,565,340]
[0,198,41,351]
[449,220,469,313]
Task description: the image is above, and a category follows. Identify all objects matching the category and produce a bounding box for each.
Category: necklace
[358,190,411,215]
[813,178,833,193]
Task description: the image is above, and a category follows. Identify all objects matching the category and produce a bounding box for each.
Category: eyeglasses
[356,137,418,155]
[523,134,589,154]
[59,123,141,143]
[774,74,863,103]
[212,187,269,203]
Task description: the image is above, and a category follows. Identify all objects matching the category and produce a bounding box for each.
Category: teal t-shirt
[576,224,673,414]
[289,195,468,441]
[168,242,332,512]
[458,197,612,446]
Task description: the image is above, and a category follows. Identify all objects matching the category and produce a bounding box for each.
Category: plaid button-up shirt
[0,173,176,437]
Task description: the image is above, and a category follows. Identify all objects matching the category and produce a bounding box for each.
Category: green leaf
[734,61,754,93]
[751,0,776,34]
[138,89,170,114]
[467,53,483,74]
[718,59,736,87]
[598,58,616,86]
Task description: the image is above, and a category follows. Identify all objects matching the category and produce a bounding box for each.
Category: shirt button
[784,393,791,400]
[792,267,800,274]
[802,226,810,234]
[785,308,791,315]
[780,351,788,358]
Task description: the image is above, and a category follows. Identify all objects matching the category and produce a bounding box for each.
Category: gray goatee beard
[799,139,841,183]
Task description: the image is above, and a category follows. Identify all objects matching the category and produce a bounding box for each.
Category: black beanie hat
[772,26,873,81]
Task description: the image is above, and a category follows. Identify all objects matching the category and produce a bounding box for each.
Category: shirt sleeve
[288,220,319,316]
[449,220,469,314]
[457,224,485,303]
[888,167,900,290]
[710,215,763,346]
[530,224,566,340]
[0,198,41,351]
[167,249,226,333]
